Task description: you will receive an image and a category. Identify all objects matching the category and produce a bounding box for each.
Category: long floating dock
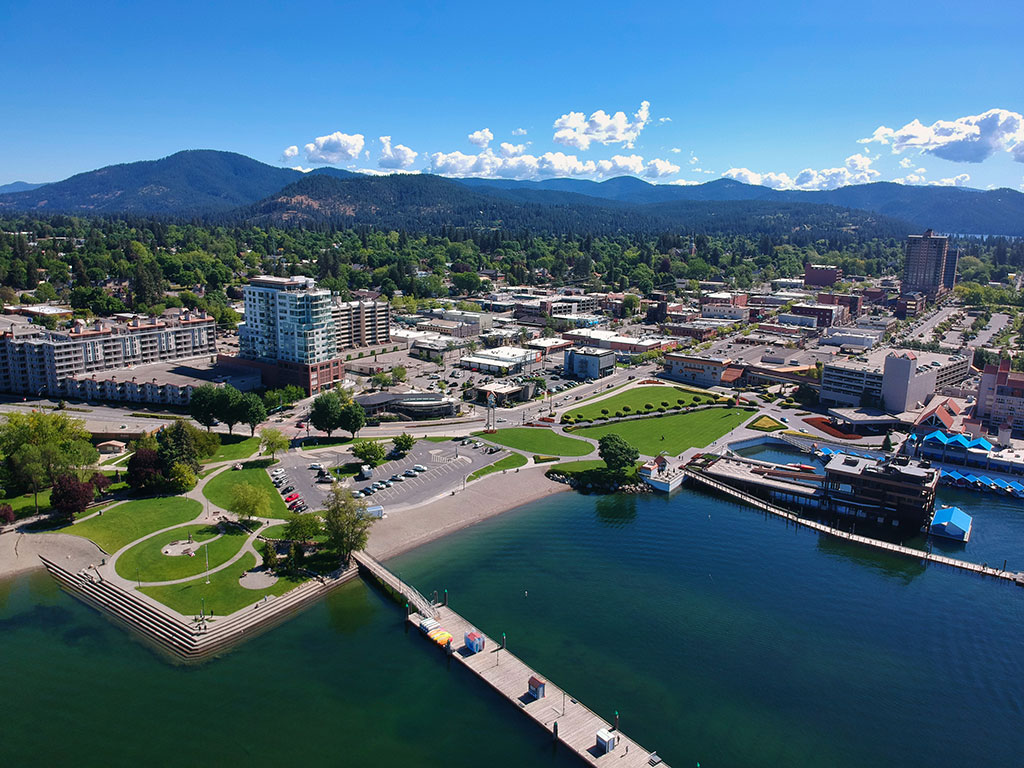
[354,552,667,767]
[682,469,1024,586]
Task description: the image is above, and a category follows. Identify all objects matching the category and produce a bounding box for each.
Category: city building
[526,338,574,357]
[896,292,927,319]
[804,264,842,287]
[903,230,953,297]
[354,391,457,420]
[332,298,391,348]
[823,453,939,529]
[459,346,540,374]
[663,353,743,389]
[789,302,847,328]
[975,359,1024,436]
[416,318,474,337]
[561,328,673,355]
[238,276,342,394]
[820,348,971,412]
[0,310,217,400]
[563,347,615,379]
[817,292,864,317]
[701,304,751,322]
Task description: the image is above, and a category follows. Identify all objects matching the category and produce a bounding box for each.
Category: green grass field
[114,523,249,582]
[748,415,786,432]
[467,452,529,482]
[299,436,353,451]
[475,427,593,457]
[1,488,52,519]
[202,435,261,463]
[574,407,750,455]
[422,435,455,443]
[140,552,305,616]
[203,465,291,519]
[65,497,202,553]
[261,521,328,543]
[563,385,716,421]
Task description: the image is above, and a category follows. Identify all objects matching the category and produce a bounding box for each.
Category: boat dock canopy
[930,506,973,542]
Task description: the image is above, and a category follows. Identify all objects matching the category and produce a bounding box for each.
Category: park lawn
[475,427,593,457]
[140,552,306,617]
[468,452,528,482]
[422,435,455,443]
[115,523,249,582]
[574,407,751,455]
[299,436,354,451]
[261,521,328,543]
[203,465,291,519]
[1,488,53,519]
[563,385,716,421]
[65,497,202,554]
[202,435,261,463]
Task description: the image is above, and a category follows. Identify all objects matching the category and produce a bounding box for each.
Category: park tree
[451,271,482,295]
[216,385,244,435]
[11,445,47,514]
[339,401,366,438]
[0,411,97,499]
[286,542,304,573]
[882,432,893,452]
[286,513,323,542]
[310,391,344,437]
[393,433,415,454]
[322,484,374,563]
[259,427,290,460]
[391,365,407,384]
[261,540,278,570]
[0,503,14,526]
[229,481,270,525]
[89,471,112,497]
[156,420,200,474]
[352,440,386,466]
[167,462,197,494]
[370,372,392,390]
[239,392,267,436]
[189,384,220,430]
[126,447,163,492]
[50,474,96,522]
[598,433,639,474]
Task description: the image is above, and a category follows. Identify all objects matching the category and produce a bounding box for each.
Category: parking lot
[269,438,505,513]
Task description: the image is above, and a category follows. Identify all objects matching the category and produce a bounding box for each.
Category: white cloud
[667,179,701,186]
[290,166,313,173]
[351,167,420,176]
[499,142,526,158]
[281,145,298,161]
[644,157,681,178]
[859,108,1024,163]
[511,127,527,136]
[304,131,365,164]
[659,117,672,123]
[724,153,881,190]
[899,157,914,169]
[689,154,699,165]
[377,136,418,169]
[596,154,645,177]
[467,128,494,148]
[670,147,682,154]
[933,174,971,187]
[552,100,651,150]
[893,174,928,185]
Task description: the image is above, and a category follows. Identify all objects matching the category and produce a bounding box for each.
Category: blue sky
[3,0,1023,191]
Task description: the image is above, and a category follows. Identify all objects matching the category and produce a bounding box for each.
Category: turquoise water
[2,485,1023,767]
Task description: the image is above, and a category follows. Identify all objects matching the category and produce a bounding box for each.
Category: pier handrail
[353,551,438,619]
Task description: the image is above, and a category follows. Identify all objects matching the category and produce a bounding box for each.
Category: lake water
[2,484,1022,767]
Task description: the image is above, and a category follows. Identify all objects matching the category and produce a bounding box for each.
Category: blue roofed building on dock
[929,506,973,542]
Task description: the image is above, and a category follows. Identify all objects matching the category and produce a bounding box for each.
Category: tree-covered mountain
[1,148,1022,235]
[0,181,47,195]
[0,150,304,214]
[239,172,912,240]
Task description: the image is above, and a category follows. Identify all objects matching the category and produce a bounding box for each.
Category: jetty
[681,468,1024,585]
[354,551,668,766]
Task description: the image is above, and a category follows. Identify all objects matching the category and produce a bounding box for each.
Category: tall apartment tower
[903,230,952,297]
[238,276,344,394]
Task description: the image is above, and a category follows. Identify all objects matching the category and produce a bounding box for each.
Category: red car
[284,492,300,502]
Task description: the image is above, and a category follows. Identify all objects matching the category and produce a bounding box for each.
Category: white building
[459,346,541,374]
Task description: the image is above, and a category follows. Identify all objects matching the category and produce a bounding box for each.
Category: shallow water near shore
[2,486,1023,767]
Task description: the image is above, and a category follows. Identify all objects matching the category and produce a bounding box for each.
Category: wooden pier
[682,468,1024,585]
[354,551,668,767]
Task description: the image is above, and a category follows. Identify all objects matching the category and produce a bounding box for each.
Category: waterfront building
[823,453,939,529]
[975,358,1024,436]
[903,230,953,297]
[820,348,971,412]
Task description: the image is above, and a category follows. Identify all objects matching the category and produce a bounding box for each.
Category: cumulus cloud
[724,153,881,190]
[467,128,493,148]
[377,136,418,169]
[659,117,672,123]
[670,147,682,154]
[899,157,914,169]
[667,179,702,186]
[553,101,651,150]
[596,154,645,177]
[689,154,699,165]
[933,174,971,187]
[893,174,928,185]
[644,157,682,178]
[511,127,527,136]
[859,108,1024,163]
[290,166,313,173]
[281,145,298,161]
[499,142,526,158]
[304,131,365,164]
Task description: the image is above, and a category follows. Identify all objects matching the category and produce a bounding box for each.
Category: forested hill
[238,172,913,239]
[0,150,304,215]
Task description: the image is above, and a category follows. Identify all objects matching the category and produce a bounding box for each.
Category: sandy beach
[0,531,106,579]
[366,465,570,560]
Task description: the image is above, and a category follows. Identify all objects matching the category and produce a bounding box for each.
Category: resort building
[823,453,940,529]
[563,347,615,379]
[820,349,971,412]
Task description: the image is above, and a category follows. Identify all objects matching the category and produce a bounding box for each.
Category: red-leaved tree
[50,475,96,523]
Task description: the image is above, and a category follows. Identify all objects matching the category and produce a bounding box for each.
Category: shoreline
[366,465,570,561]
[0,531,106,581]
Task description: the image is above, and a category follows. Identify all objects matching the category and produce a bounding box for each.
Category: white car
[308,463,324,470]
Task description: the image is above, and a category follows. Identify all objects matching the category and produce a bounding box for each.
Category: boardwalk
[354,553,668,766]
[682,469,1024,584]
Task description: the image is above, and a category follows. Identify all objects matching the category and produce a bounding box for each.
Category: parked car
[294,504,308,513]
[308,463,324,470]
[281,485,295,494]
[316,476,334,483]
[288,500,304,510]
[390,474,404,482]
[413,465,427,472]
[352,491,364,499]
[404,469,418,477]
[362,486,376,495]
[381,480,393,488]
[284,492,300,502]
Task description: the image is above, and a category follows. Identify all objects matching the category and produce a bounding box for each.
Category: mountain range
[1,149,1022,236]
